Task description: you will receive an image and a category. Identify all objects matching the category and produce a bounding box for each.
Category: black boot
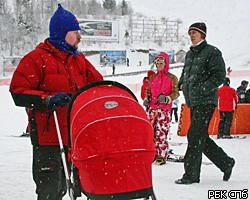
[217,134,222,139]
[222,135,233,139]
[175,178,200,185]
[223,158,235,181]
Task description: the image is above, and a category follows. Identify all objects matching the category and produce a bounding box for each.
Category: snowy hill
[130,0,250,69]
[85,0,250,70]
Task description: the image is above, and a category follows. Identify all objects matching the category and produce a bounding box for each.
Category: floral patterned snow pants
[148,108,171,159]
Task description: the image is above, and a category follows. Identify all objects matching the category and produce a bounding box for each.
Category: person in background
[141,70,155,111]
[143,52,179,165]
[217,77,238,139]
[112,63,116,75]
[141,70,155,100]
[176,22,235,184]
[138,60,142,66]
[245,88,250,103]
[226,66,232,76]
[126,57,130,67]
[236,80,249,103]
[171,98,179,123]
[9,4,103,200]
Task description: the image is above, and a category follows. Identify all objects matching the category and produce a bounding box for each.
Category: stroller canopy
[68,81,156,199]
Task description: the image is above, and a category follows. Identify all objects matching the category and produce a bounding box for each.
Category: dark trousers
[171,107,178,122]
[33,146,67,200]
[183,105,232,181]
[218,111,234,137]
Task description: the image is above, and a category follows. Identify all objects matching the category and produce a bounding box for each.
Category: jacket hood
[142,77,149,85]
[155,52,170,75]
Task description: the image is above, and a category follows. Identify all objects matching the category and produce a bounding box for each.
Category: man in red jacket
[217,77,238,139]
[9,4,103,200]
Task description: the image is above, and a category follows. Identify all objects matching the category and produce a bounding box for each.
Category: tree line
[0,0,130,56]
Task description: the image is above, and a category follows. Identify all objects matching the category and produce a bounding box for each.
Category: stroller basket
[67,81,156,200]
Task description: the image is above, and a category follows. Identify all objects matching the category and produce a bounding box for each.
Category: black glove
[46,92,71,109]
[158,94,171,104]
[143,98,149,107]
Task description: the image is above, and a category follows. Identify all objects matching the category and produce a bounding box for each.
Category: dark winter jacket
[178,40,226,108]
[9,39,103,146]
[246,89,250,103]
[236,86,247,103]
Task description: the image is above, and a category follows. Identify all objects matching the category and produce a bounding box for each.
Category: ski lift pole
[53,108,75,200]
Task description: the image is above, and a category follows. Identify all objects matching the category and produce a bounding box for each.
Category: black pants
[171,108,178,122]
[218,111,234,137]
[33,146,67,200]
[183,105,233,181]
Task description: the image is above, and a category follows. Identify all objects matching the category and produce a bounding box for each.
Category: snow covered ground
[0,64,249,200]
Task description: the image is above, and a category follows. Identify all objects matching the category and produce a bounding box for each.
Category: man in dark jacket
[237,80,249,103]
[9,4,103,199]
[176,22,235,184]
[246,88,250,103]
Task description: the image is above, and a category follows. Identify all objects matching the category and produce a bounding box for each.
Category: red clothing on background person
[218,84,238,112]
[141,70,155,100]
[217,77,238,139]
[141,77,149,100]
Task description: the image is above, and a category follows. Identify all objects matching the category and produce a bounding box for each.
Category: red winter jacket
[10,39,103,146]
[141,77,149,100]
[218,85,238,112]
[141,70,156,100]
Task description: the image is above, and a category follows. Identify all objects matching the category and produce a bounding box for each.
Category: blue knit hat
[49,3,81,40]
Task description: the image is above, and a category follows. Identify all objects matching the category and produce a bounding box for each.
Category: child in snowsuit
[143,52,179,165]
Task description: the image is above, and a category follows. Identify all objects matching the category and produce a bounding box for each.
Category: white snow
[1,0,250,199]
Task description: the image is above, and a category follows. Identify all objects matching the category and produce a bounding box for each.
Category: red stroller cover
[68,81,156,199]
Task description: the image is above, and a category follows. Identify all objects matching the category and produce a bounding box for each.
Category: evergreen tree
[121,0,128,16]
[0,0,9,15]
[15,0,39,53]
[103,0,116,12]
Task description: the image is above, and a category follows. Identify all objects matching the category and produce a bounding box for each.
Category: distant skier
[124,30,130,38]
[112,63,116,75]
[138,61,142,66]
[227,66,232,76]
[126,57,129,67]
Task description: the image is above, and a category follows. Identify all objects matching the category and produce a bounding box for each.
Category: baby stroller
[67,81,157,200]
